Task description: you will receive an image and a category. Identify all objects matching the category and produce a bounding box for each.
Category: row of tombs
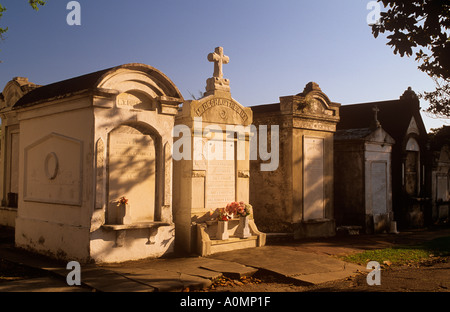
[0,47,448,263]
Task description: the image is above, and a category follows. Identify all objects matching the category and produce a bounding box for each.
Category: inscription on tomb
[108,127,156,223]
[195,98,248,122]
[116,92,152,110]
[206,159,235,209]
[303,137,324,220]
[205,141,235,209]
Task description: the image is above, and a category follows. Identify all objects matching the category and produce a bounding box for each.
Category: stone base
[90,222,175,263]
[15,216,91,263]
[0,207,17,227]
[196,219,266,256]
[293,219,336,239]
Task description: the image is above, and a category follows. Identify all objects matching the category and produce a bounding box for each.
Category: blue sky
[0,0,445,131]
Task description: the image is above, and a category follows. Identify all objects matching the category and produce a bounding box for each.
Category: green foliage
[371,0,450,117]
[28,0,46,11]
[341,236,450,265]
[0,4,7,39]
[342,248,432,265]
[0,1,46,39]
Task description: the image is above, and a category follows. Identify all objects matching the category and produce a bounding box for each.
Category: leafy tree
[371,0,450,118]
[0,0,46,39]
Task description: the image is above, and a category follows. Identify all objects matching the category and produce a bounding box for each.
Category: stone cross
[207,47,229,79]
[372,105,381,128]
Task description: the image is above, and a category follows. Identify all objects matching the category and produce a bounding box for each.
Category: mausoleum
[338,87,430,229]
[334,106,396,234]
[173,47,266,256]
[0,63,184,263]
[0,77,40,227]
[427,126,450,224]
[250,82,340,238]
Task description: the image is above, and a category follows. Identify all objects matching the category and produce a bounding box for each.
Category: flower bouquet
[116,196,131,225]
[236,201,252,218]
[216,207,232,240]
[116,196,129,206]
[227,201,252,238]
[217,207,233,221]
[225,201,252,218]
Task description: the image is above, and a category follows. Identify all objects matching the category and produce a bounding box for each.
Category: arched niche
[106,122,162,225]
[404,137,420,196]
[96,63,184,114]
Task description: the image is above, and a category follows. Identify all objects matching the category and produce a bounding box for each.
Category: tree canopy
[371,0,450,117]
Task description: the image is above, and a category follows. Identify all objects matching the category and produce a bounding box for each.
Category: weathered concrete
[250,82,340,239]
[208,246,363,285]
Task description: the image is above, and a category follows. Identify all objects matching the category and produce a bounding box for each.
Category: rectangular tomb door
[371,161,388,215]
[303,137,324,220]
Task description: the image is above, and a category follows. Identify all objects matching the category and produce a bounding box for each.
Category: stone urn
[236,216,251,239]
[216,221,229,240]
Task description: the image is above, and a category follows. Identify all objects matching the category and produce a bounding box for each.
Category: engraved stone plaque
[24,133,82,206]
[108,126,156,223]
[303,137,324,220]
[205,140,235,209]
[371,162,387,215]
[116,92,152,110]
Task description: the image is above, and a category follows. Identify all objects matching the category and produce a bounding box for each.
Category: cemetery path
[0,226,449,292]
[204,226,450,292]
[202,256,450,292]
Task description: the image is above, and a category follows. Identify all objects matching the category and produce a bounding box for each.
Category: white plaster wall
[89,225,175,263]
[15,97,94,262]
[88,93,178,262]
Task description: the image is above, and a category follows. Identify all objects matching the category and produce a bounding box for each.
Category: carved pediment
[1,77,38,109]
[280,82,339,119]
[191,95,252,125]
[406,116,420,135]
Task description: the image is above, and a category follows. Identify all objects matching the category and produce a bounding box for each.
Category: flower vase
[236,216,251,238]
[216,221,229,240]
[118,204,132,225]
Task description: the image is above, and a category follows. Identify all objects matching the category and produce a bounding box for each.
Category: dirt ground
[202,256,450,292]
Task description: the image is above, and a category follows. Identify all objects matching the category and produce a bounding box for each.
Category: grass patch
[341,236,450,266]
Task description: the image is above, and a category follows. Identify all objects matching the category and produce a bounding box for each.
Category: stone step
[210,236,257,245]
[210,236,259,254]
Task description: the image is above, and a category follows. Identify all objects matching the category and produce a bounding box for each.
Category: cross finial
[207,47,229,79]
[372,105,381,128]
